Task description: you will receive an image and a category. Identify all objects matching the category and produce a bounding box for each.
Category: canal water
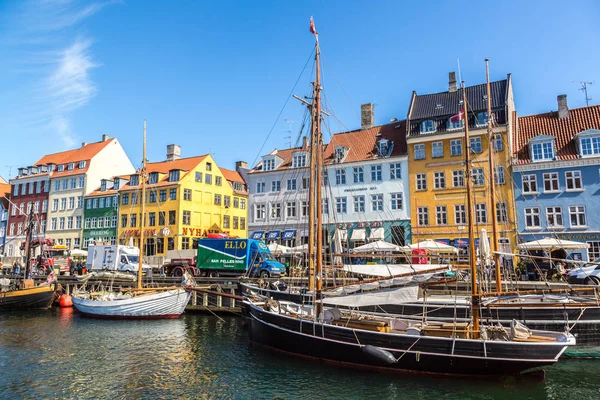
[0,309,598,400]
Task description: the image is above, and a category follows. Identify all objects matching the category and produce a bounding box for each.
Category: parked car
[567,258,600,285]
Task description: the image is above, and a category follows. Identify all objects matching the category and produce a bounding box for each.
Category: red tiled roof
[220,167,248,195]
[514,105,600,164]
[120,155,208,190]
[35,139,115,177]
[87,175,130,197]
[250,146,307,173]
[323,120,407,164]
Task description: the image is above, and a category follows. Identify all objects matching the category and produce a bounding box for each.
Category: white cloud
[52,115,78,148]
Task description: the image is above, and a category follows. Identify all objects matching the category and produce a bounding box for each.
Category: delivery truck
[196,238,286,278]
[87,245,151,275]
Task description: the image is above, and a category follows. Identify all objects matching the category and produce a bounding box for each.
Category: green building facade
[82,178,124,249]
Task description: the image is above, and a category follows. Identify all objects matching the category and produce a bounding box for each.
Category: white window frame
[450,139,462,156]
[565,170,583,191]
[542,172,560,193]
[436,205,447,225]
[522,174,538,194]
[546,206,563,228]
[432,142,444,158]
[524,207,541,228]
[416,173,427,191]
[434,171,446,189]
[569,205,587,227]
[414,144,425,160]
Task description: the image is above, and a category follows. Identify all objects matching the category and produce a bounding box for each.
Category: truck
[196,238,286,278]
[86,245,151,275]
[161,249,199,277]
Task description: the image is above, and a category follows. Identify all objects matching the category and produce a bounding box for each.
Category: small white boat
[72,288,191,319]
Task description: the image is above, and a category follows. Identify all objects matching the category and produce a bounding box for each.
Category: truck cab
[248,242,286,278]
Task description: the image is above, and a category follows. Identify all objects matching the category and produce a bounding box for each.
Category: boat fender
[362,345,397,364]
[59,294,73,308]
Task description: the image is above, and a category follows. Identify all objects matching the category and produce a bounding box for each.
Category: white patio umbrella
[289,244,308,253]
[517,238,589,251]
[352,240,400,253]
[268,243,292,254]
[332,229,344,265]
[479,229,491,267]
[70,249,88,258]
[403,239,459,254]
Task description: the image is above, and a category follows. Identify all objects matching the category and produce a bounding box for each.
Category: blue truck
[196,238,286,278]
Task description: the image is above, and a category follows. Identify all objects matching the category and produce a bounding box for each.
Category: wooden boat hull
[72,289,191,319]
[243,301,572,376]
[0,286,56,311]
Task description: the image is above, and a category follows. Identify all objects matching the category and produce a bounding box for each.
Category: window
[105,196,111,208]
[168,210,176,225]
[531,141,554,161]
[76,216,82,229]
[447,118,464,130]
[54,180,60,191]
[335,169,346,185]
[42,200,48,212]
[58,165,64,172]
[70,178,76,189]
[131,193,139,205]
[580,136,600,156]
[565,171,583,191]
[113,180,119,190]
[205,174,212,184]
[322,198,329,214]
[122,193,129,205]
[223,215,230,229]
[476,112,488,126]
[353,167,364,183]
[255,204,266,220]
[371,194,383,211]
[476,203,487,224]
[455,204,466,224]
[51,218,57,230]
[52,199,59,211]
[184,189,192,201]
[79,160,86,169]
[450,139,462,156]
[183,210,191,225]
[522,174,537,194]
[17,222,23,234]
[470,137,482,153]
[301,177,309,190]
[216,176,222,186]
[44,180,49,192]
[588,241,600,260]
[169,170,180,182]
[130,175,139,186]
[61,198,67,210]
[79,176,85,188]
[169,188,177,200]
[543,172,559,192]
[13,184,18,196]
[224,196,231,208]
[292,153,307,168]
[148,212,156,226]
[436,206,447,225]
[496,203,508,223]
[66,217,73,229]
[569,206,586,227]
[271,181,281,192]
[432,142,443,158]
[493,134,503,151]
[300,201,308,217]
[391,193,403,210]
[240,217,246,230]
[149,191,157,203]
[255,182,266,193]
[41,220,46,233]
[195,172,203,182]
[416,173,427,191]
[472,168,484,186]
[371,165,382,182]
[206,162,212,171]
[354,196,365,213]
[62,179,68,190]
[35,181,40,194]
[233,217,239,229]
[270,203,281,220]
[130,214,137,227]
[240,199,246,209]
[494,166,505,185]
[263,159,275,171]
[417,207,429,226]
[148,172,159,184]
[233,198,239,208]
[111,216,117,228]
[420,120,436,133]
[214,194,221,205]
[452,170,464,188]
[390,163,401,180]
[159,212,165,225]
[524,208,541,228]
[159,190,167,202]
[59,217,65,230]
[335,197,347,214]
[86,199,92,209]
[414,144,425,160]
[286,179,297,191]
[547,206,563,227]
[286,201,297,218]
[9,223,15,235]
[434,172,446,189]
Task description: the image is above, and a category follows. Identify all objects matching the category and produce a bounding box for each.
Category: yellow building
[406,73,517,261]
[117,146,248,256]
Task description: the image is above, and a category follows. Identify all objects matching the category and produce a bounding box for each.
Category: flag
[309,16,316,35]
[450,108,463,123]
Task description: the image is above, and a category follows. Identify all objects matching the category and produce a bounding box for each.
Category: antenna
[576,81,593,106]
[284,119,297,147]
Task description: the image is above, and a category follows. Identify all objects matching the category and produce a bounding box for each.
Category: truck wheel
[173,268,184,277]
[209,271,219,278]
[259,270,270,278]
[585,277,600,286]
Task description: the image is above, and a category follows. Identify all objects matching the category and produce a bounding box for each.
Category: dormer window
[113,179,120,190]
[262,154,283,171]
[27,167,33,175]
[577,129,600,157]
[169,170,180,182]
[79,161,86,169]
[530,140,555,162]
[476,112,489,126]
[148,172,159,184]
[68,163,74,170]
[264,159,275,171]
[447,118,464,130]
[57,165,64,172]
[420,120,436,133]
[377,139,391,157]
[130,174,139,186]
[100,181,107,191]
[206,162,212,171]
[292,153,307,168]
[334,146,348,163]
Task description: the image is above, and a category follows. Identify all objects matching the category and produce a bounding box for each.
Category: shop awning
[282,229,296,239]
[454,238,469,248]
[334,229,348,241]
[350,228,366,241]
[369,227,385,241]
[251,231,264,240]
[266,230,280,240]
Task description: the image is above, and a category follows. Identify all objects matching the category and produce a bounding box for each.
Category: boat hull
[244,301,571,376]
[0,286,56,311]
[72,289,191,319]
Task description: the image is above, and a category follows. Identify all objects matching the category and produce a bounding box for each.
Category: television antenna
[574,81,593,106]
[284,119,297,147]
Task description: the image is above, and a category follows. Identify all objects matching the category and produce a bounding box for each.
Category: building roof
[86,175,130,197]
[249,145,307,173]
[120,155,208,190]
[35,139,115,178]
[0,183,10,211]
[323,120,408,164]
[409,79,508,121]
[513,104,600,164]
[219,167,248,195]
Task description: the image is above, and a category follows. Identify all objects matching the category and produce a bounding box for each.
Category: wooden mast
[485,59,501,292]
[138,120,147,290]
[462,81,480,337]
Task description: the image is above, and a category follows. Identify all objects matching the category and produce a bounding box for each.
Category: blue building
[513,96,600,261]
[0,181,9,256]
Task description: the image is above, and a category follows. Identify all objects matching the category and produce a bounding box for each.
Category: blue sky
[1,0,598,180]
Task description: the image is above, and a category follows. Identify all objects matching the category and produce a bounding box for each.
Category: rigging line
[321,53,362,122]
[249,47,316,171]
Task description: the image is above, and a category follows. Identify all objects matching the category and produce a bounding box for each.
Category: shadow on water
[0,309,598,399]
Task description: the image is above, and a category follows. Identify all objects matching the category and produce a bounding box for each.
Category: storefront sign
[338,221,383,229]
[88,230,112,237]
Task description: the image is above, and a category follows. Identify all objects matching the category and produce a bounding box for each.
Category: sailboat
[242,18,575,376]
[71,121,192,319]
[0,209,57,311]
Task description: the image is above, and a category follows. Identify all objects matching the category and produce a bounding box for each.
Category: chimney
[235,161,248,170]
[102,134,110,142]
[449,72,457,92]
[361,103,374,130]
[557,94,569,119]
[81,142,88,148]
[166,144,181,161]
[302,136,308,149]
